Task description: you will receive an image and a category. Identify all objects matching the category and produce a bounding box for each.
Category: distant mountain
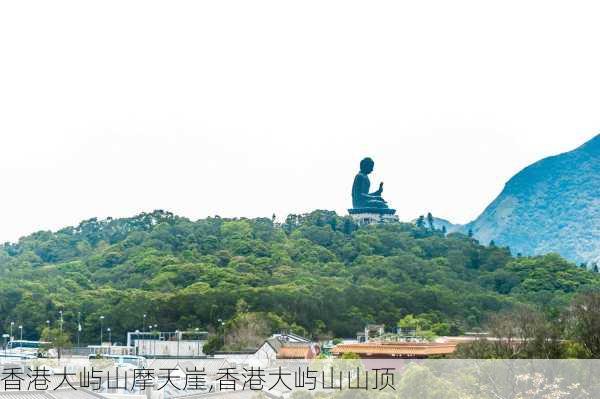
[464,134,600,266]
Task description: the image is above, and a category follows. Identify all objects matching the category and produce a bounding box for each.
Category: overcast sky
[1,1,599,243]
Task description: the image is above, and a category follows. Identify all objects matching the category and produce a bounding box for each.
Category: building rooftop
[332,342,457,357]
[277,346,312,359]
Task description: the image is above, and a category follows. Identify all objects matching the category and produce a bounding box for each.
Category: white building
[126,331,207,357]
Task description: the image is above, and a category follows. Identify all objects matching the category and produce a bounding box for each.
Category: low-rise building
[126,331,208,357]
[214,332,320,364]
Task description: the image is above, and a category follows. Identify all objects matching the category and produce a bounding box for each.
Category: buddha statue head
[360,157,375,175]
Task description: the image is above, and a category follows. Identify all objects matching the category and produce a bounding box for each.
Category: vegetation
[453,292,600,359]
[40,326,71,359]
[1,209,599,354]
[464,133,599,265]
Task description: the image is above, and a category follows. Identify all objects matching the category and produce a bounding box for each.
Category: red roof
[332,342,457,357]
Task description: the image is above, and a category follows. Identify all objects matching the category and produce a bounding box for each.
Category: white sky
[1,1,599,243]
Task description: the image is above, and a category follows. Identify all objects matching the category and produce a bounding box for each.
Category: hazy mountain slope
[465,134,600,265]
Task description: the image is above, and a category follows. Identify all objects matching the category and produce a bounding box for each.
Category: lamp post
[58,310,64,360]
[195,327,200,357]
[19,325,23,341]
[148,325,153,357]
[153,324,157,359]
[175,329,180,366]
[59,311,63,337]
[99,316,104,346]
[107,328,112,354]
[143,314,146,332]
[45,320,50,358]
[77,312,81,348]
[10,322,14,341]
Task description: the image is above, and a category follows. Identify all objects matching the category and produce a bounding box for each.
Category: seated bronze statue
[351,157,390,210]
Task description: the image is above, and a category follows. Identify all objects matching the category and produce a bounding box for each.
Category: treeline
[0,210,598,349]
[454,291,600,358]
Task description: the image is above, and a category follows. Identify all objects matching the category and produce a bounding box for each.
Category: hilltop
[1,209,598,345]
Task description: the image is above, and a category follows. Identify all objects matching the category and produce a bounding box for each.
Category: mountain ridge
[464,134,600,265]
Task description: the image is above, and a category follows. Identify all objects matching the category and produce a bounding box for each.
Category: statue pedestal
[348,208,398,225]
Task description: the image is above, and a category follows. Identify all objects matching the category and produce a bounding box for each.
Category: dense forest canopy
[1,209,598,347]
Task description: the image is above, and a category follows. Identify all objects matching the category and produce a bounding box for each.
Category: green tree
[41,327,71,359]
[426,212,434,230]
[567,292,600,357]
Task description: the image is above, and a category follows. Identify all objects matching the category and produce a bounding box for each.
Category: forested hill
[1,210,598,345]
[465,134,600,265]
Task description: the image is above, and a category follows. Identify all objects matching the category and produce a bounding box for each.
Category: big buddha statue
[349,157,397,222]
